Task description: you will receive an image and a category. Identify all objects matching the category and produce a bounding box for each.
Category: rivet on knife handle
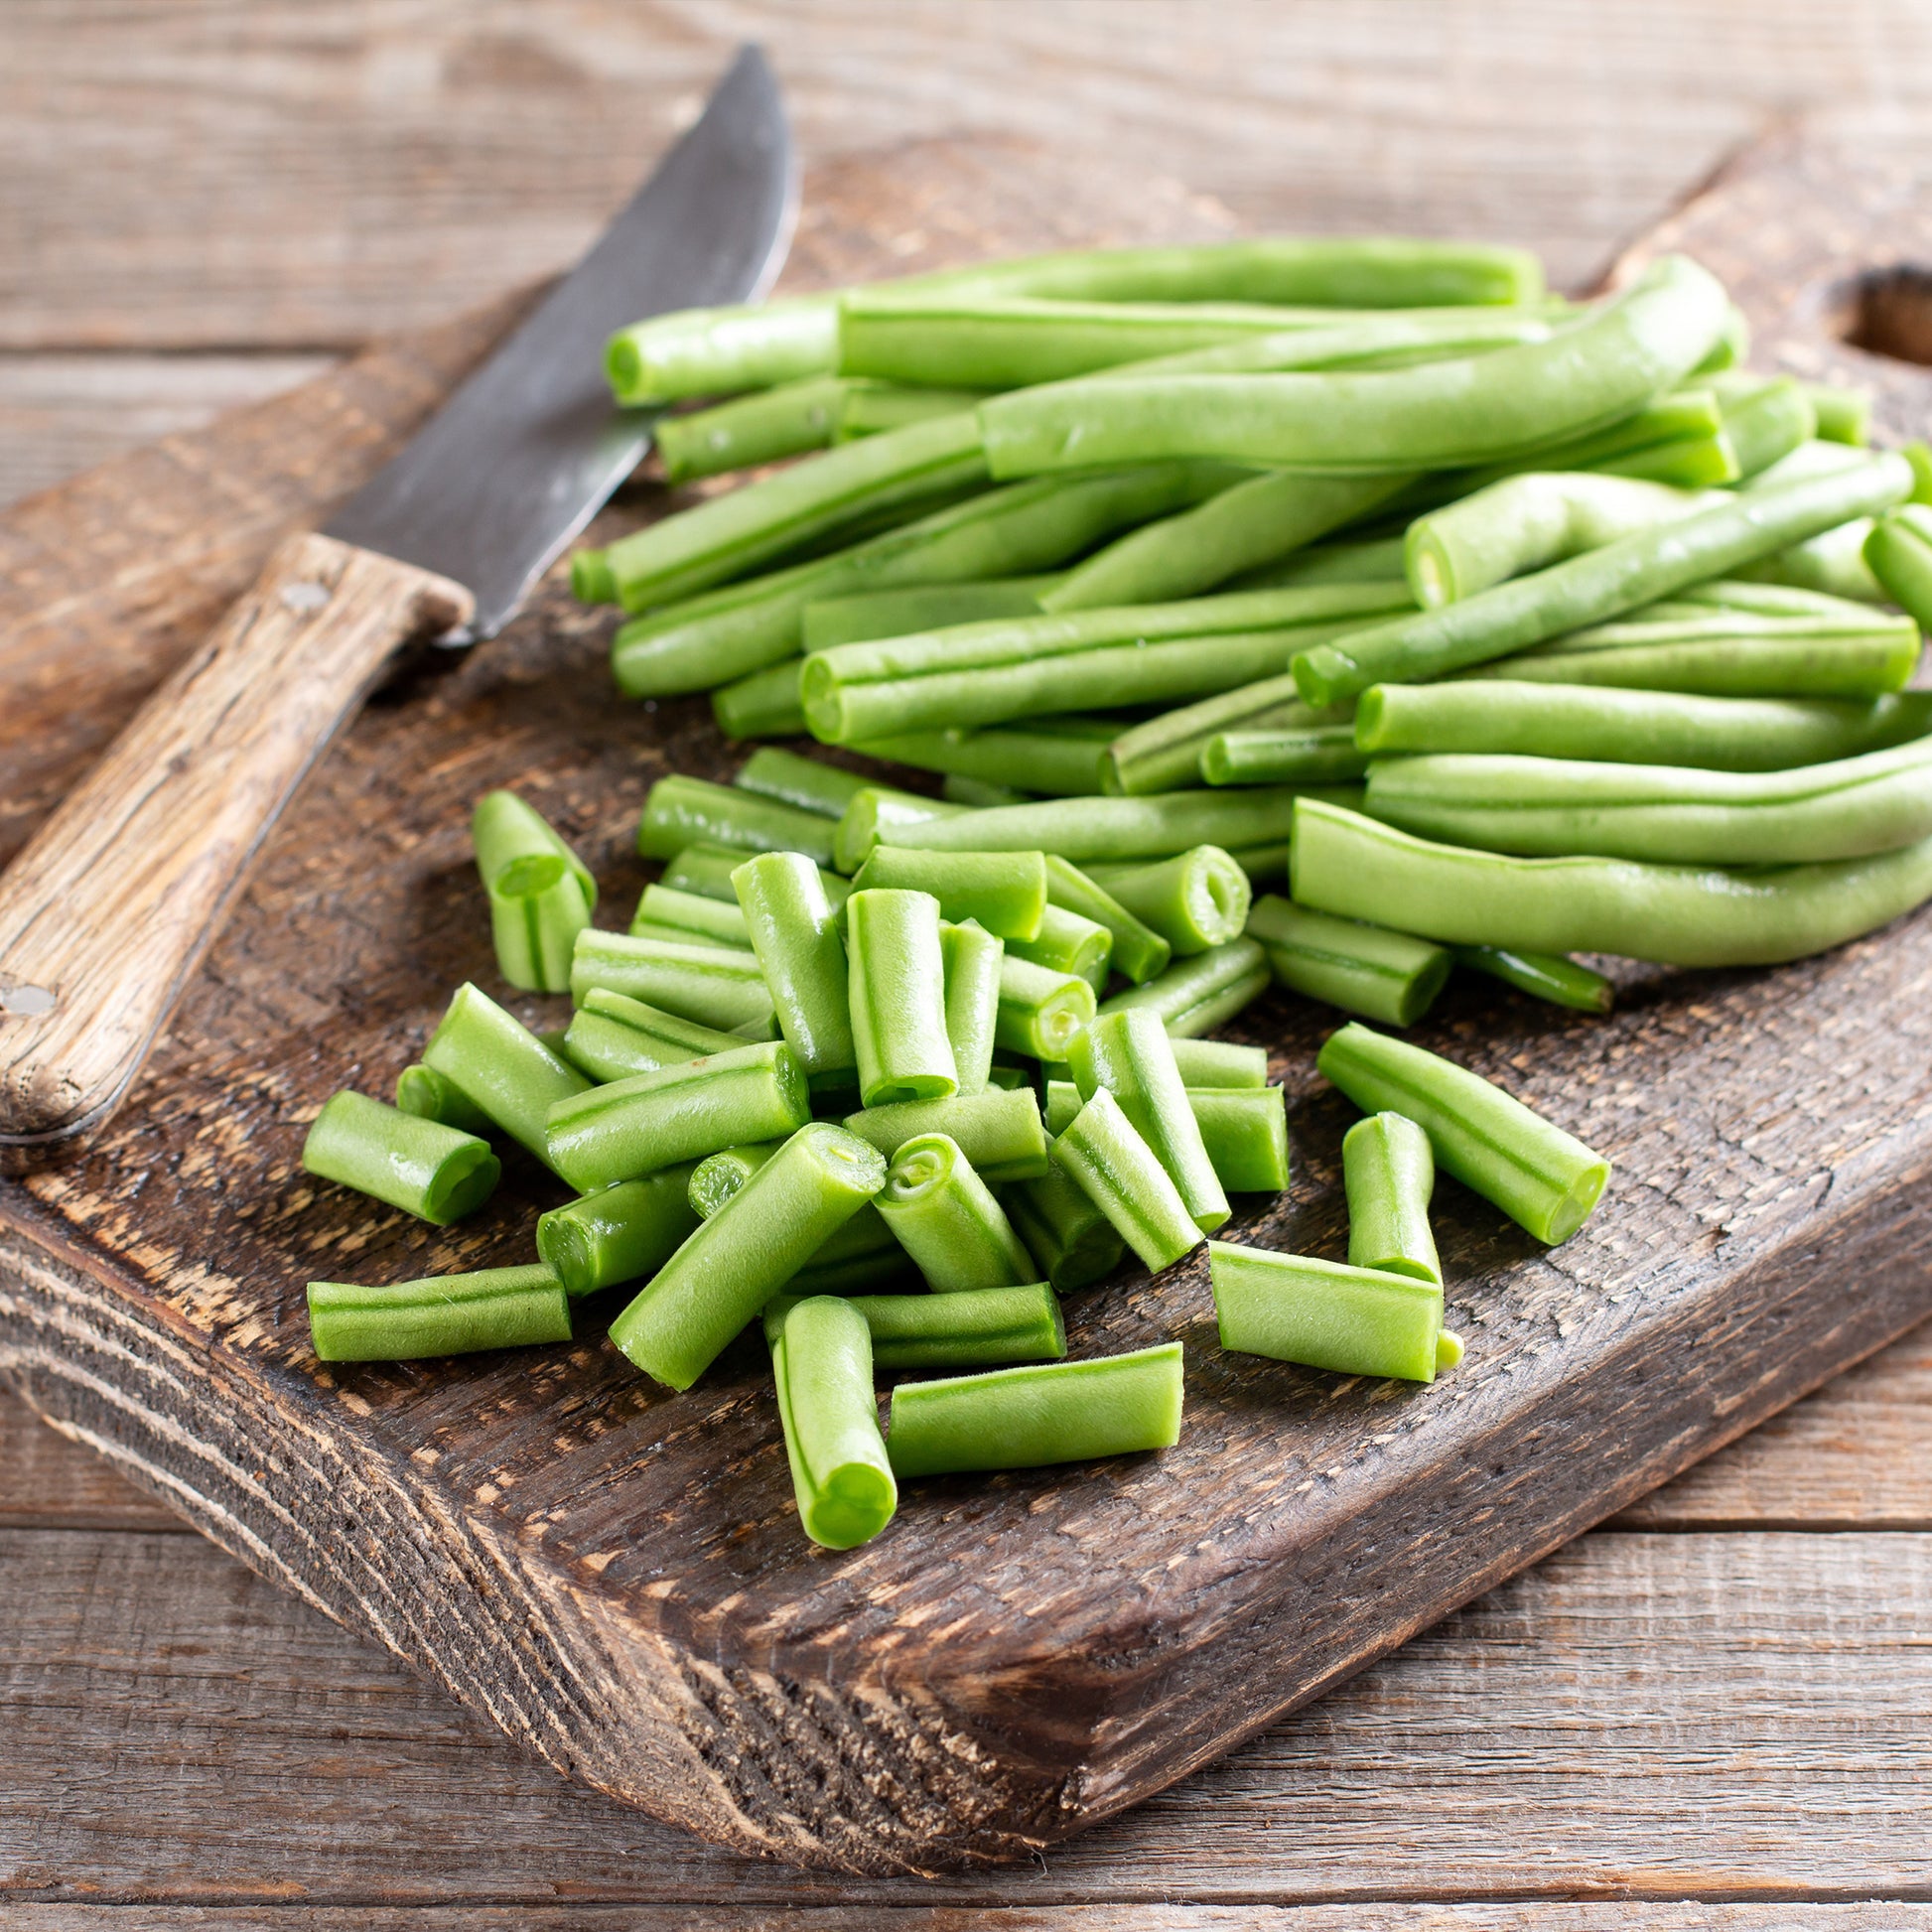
[0,531,470,1161]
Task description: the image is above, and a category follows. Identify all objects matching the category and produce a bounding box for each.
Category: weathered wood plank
[7,0,1932,346]
[0,1390,180,1532]
[3,1526,1929,1906]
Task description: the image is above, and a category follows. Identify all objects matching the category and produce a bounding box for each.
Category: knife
[0,45,795,1166]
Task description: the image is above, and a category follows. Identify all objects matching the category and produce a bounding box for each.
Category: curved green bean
[302,1091,499,1225]
[877,1132,1036,1290]
[841,1085,1050,1181]
[1453,946,1614,1014]
[1342,1111,1440,1283]
[1209,1243,1456,1382]
[308,1264,571,1364]
[1246,894,1449,1026]
[535,1171,701,1301]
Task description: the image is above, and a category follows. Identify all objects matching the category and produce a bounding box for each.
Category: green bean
[607,296,843,405]
[471,789,598,995]
[559,990,743,1083]
[1200,722,1367,787]
[876,1132,1035,1290]
[1297,792,1932,966]
[1090,847,1253,955]
[1102,670,1353,796]
[1042,854,1172,983]
[1246,893,1449,1026]
[545,1039,809,1192]
[1188,1085,1292,1192]
[1714,374,1817,480]
[572,548,617,604]
[1043,1078,1081,1135]
[629,884,752,949]
[688,1141,903,1283]
[1171,1037,1269,1087]
[663,840,850,911]
[850,846,1046,939]
[1804,382,1871,446]
[978,257,1726,479]
[422,982,591,1172]
[1739,520,1887,605]
[802,578,1055,649]
[637,773,838,869]
[569,931,776,1035]
[1342,1111,1440,1283]
[1067,1010,1229,1232]
[394,1063,496,1139]
[1292,451,1916,706]
[1053,1088,1204,1272]
[841,1085,1050,1182]
[803,583,1413,743]
[1010,901,1113,990]
[940,918,1005,1094]
[832,787,966,874]
[765,1296,897,1549]
[855,719,1115,798]
[1236,535,1409,591]
[765,1283,1065,1372]
[1208,1243,1457,1382]
[1592,431,1739,488]
[734,746,873,819]
[535,1170,701,1300]
[1449,387,1726,490]
[943,774,1033,808]
[837,381,988,439]
[1098,935,1272,1036]
[1365,739,1932,865]
[654,376,852,484]
[1318,1021,1610,1244]
[728,850,857,1092]
[985,1062,1032,1090]
[1009,1158,1129,1291]
[1454,946,1614,1014]
[686,1139,779,1217]
[302,1090,499,1225]
[1864,502,1932,628]
[1041,473,1411,612]
[308,1263,572,1364]
[845,889,957,1105]
[1359,679,1932,770]
[886,1339,1184,1476]
[610,1122,888,1391]
[996,952,1098,1060]
[713,659,809,740]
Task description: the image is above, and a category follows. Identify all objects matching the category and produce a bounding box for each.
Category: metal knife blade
[325,43,796,642]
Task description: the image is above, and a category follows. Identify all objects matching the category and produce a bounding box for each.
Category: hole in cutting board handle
[1832,265,1932,365]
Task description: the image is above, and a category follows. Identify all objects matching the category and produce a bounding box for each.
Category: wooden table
[5,4,1932,1918]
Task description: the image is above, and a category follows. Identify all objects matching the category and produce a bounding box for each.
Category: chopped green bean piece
[655,375,850,484]
[1089,847,1251,956]
[857,718,1115,798]
[851,847,1046,939]
[735,747,873,820]
[308,1263,572,1363]
[733,851,858,1090]
[1188,1085,1292,1192]
[1454,946,1614,1014]
[1098,936,1272,1036]
[833,786,966,873]
[877,1132,1036,1291]
[940,918,1005,1095]
[841,1086,1050,1182]
[302,1091,499,1225]
[1042,854,1171,983]
[1171,1038,1269,1087]
[637,773,837,868]
[394,1063,496,1139]
[422,982,591,1173]
[1342,1112,1441,1284]
[765,1282,1065,1372]
[630,884,753,949]
[846,888,958,1106]
[1247,895,1450,1027]
[802,578,1055,649]
[1009,1158,1129,1292]
[570,930,776,1036]
[536,1170,701,1300]
[714,658,810,740]
[767,1294,897,1550]
[995,952,1097,1060]
[561,988,748,1084]
[1054,1088,1203,1273]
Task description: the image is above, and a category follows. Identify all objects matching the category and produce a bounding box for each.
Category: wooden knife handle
[0,531,472,1164]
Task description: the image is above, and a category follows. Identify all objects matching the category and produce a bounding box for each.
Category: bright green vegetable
[886,1341,1185,1477]
[1102,670,1354,796]
[1188,1085,1292,1192]
[1042,854,1171,983]
[308,1263,572,1364]
[1803,382,1871,446]
[764,1282,1066,1371]
[569,931,776,1036]
[767,1294,897,1550]
[1087,847,1251,955]
[629,883,753,949]
[1295,793,1932,968]
[850,846,1046,939]
[545,1039,810,1193]
[877,1132,1037,1290]
[1342,1112,1441,1283]
[1170,1037,1269,1087]
[734,747,873,819]
[1238,535,1409,590]
[845,888,958,1105]
[1201,722,1368,786]
[687,1142,905,1288]
[836,381,989,439]
[637,773,838,868]
[1454,946,1614,1014]
[662,840,852,911]
[1714,374,1816,479]
[1864,502,1932,628]
[654,376,852,484]
[394,1063,496,1139]
[857,718,1115,798]
[1739,520,1887,605]
[561,987,751,1084]
[1053,1087,1204,1273]
[1318,1021,1610,1245]
[1042,1078,1084,1136]
[472,790,597,995]
[832,787,966,873]
[1009,900,1113,990]
[610,1122,888,1391]
[535,1171,701,1301]
[1246,895,1450,1026]
[801,577,1054,649]
[841,1085,1050,1182]
[713,659,809,739]
[951,775,1052,808]
[995,952,1097,1060]
[302,1090,499,1225]
[1098,936,1272,1036]
[422,982,591,1173]
[1208,1243,1458,1382]
[939,918,1005,1094]
[732,851,857,1089]
[1009,1159,1129,1292]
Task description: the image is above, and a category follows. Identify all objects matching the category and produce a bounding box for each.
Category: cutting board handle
[0,531,471,1165]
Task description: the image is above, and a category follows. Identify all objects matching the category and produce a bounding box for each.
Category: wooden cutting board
[1,128,1928,1878]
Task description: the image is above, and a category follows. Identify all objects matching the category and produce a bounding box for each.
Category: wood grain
[13,1915,1932,1931]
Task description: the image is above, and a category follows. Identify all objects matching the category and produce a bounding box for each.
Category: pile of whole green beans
[301,230,1932,1549]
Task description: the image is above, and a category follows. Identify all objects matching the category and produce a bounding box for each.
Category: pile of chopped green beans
[302,229,1932,1549]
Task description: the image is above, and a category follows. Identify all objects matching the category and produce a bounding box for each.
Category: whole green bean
[535,1170,701,1300]
[996,952,1098,1060]
[766,1295,897,1550]
[877,1132,1036,1290]
[832,787,966,874]
[654,376,851,484]
[734,746,873,819]
[302,1090,499,1225]
[1365,739,1932,864]
[1293,451,1916,706]
[841,1085,1050,1181]
[1359,679,1932,770]
[713,658,810,740]
[1201,722,1367,786]
[855,718,1115,798]
[978,257,1726,479]
[886,1339,1184,1476]
[1864,502,1932,627]
[802,577,1055,649]
[1246,894,1449,1026]
[837,381,989,439]
[1102,669,1354,796]
[1208,1243,1458,1382]
[637,773,837,868]
[663,839,852,911]
[1098,935,1272,1036]
[1067,1009,1229,1232]
[846,888,958,1105]
[1443,386,1726,490]
[1042,854,1171,983]
[394,1063,496,1139]
[308,1263,572,1364]
[941,918,1005,1094]
[1171,1037,1269,1087]
[1188,1085,1292,1192]
[765,1282,1065,1372]
[1009,1158,1129,1291]
[850,846,1046,938]
[1342,1111,1441,1283]
[629,884,753,949]
[422,982,591,1172]
[732,851,857,1089]
[1090,847,1252,955]
[1318,1021,1610,1245]
[473,790,597,995]
[1053,1088,1204,1273]
[1010,901,1113,990]
[570,931,776,1035]
[1454,946,1614,1014]
[610,1122,888,1390]
[562,988,753,1083]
